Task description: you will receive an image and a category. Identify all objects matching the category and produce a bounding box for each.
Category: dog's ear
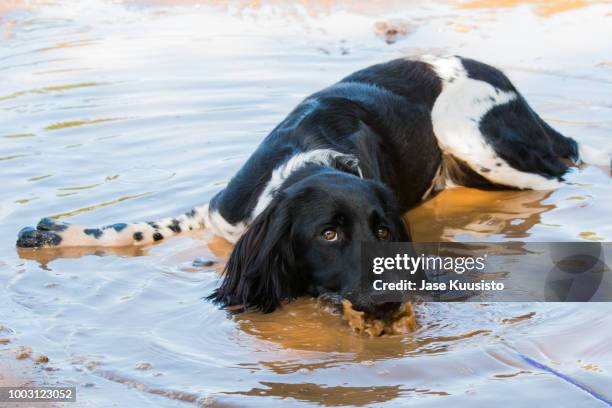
[207,196,302,313]
[372,183,412,242]
[397,217,412,241]
[350,122,384,180]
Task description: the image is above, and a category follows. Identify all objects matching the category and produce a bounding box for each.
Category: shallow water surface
[1,1,611,406]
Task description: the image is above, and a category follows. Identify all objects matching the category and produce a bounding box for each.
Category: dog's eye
[376,227,391,241]
[321,228,338,241]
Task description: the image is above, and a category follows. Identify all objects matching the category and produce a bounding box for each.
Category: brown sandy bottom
[0,349,58,408]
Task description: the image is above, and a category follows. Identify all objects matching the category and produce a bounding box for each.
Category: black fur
[84,228,103,239]
[460,57,516,92]
[208,194,300,313]
[17,227,62,247]
[208,168,411,313]
[167,219,182,233]
[38,217,68,232]
[105,223,128,232]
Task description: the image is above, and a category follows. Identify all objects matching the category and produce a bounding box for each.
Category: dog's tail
[578,144,612,167]
[16,204,212,249]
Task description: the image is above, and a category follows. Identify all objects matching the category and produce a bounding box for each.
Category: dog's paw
[36,217,70,232]
[16,218,68,248]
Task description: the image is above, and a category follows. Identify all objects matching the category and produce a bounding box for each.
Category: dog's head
[208,169,410,314]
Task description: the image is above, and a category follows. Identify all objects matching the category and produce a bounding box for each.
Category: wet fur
[18,55,599,313]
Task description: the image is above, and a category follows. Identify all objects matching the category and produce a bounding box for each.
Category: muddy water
[1,0,611,406]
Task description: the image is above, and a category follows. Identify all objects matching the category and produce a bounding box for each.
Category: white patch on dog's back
[251,149,362,219]
[420,55,560,190]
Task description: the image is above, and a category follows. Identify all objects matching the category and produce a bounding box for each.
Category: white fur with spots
[17,204,212,248]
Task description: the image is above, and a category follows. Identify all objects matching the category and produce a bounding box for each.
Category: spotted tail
[16,204,213,248]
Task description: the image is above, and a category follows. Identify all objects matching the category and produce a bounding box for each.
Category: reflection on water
[235,298,493,358]
[1,0,611,406]
[455,0,603,16]
[408,188,555,241]
[226,382,410,406]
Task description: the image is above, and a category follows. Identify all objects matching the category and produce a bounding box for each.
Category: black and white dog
[17,56,608,314]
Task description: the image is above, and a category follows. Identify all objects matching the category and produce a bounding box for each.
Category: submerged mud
[342,300,418,337]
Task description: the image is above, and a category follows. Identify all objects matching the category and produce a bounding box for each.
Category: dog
[16,55,609,314]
